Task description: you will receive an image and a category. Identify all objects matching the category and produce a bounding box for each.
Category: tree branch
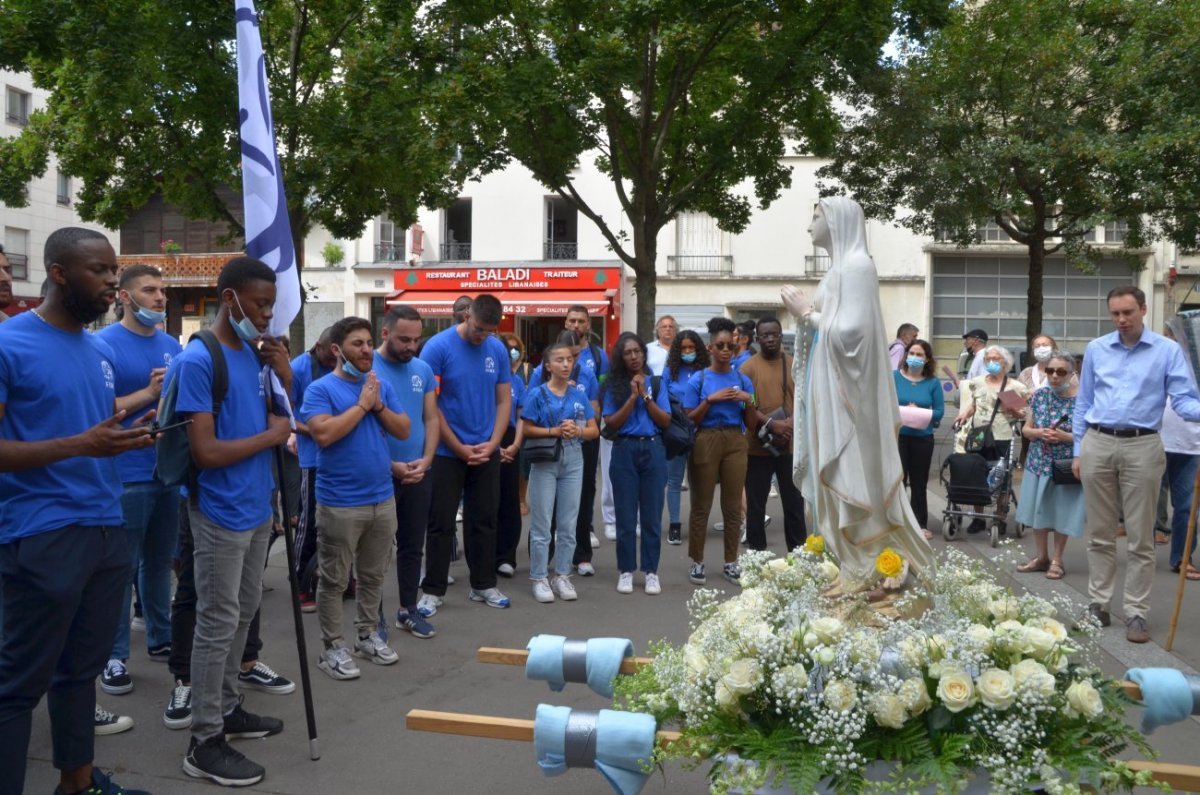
[557,180,637,269]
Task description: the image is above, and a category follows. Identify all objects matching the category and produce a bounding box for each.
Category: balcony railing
[543,240,578,261]
[440,241,472,261]
[374,242,404,262]
[804,255,830,276]
[667,254,732,276]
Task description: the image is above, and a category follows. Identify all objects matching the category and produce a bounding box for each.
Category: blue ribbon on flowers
[1125,667,1200,734]
[533,704,657,795]
[526,634,634,698]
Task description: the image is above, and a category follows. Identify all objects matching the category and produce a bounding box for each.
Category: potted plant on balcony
[322,241,345,268]
[160,239,182,256]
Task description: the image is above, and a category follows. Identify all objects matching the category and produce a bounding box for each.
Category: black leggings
[897,434,935,528]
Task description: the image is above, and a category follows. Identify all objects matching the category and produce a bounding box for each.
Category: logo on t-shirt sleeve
[411,374,423,393]
[101,360,115,390]
[485,356,496,374]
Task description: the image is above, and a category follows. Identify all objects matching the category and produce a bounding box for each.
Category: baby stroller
[940,420,1025,547]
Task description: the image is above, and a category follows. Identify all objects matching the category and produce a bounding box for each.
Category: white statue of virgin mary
[783,197,934,588]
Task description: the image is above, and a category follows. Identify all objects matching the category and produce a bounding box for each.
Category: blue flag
[236,0,301,337]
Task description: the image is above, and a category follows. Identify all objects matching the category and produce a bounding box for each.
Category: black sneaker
[100,659,132,695]
[183,735,265,787]
[147,643,171,662]
[667,523,682,545]
[163,680,192,730]
[238,661,296,695]
[223,696,283,739]
[967,518,987,534]
[53,767,149,794]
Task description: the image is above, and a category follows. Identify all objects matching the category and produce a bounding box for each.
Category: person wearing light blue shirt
[1072,285,1200,642]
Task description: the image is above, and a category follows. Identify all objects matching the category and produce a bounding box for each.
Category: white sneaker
[644,573,661,595]
[318,644,361,680]
[617,572,634,594]
[604,523,617,541]
[590,532,601,548]
[576,561,595,577]
[354,632,399,666]
[130,616,145,633]
[532,579,555,603]
[497,562,515,577]
[94,704,134,735]
[740,526,748,544]
[714,522,725,533]
[417,593,442,618]
[551,575,578,601]
[469,587,511,608]
[636,524,641,538]
[447,573,456,585]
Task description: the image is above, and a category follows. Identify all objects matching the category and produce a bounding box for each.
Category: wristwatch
[641,393,652,403]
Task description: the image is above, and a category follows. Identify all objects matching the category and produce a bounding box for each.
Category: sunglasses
[712,342,737,351]
[1045,368,1071,377]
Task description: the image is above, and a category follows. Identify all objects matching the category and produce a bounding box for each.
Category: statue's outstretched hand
[781,285,810,318]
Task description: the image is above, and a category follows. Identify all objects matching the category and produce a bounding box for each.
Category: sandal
[1016,557,1050,573]
[1046,561,1065,580]
[1179,563,1200,581]
[923,529,934,541]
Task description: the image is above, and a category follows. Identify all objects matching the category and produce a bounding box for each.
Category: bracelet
[357,404,369,415]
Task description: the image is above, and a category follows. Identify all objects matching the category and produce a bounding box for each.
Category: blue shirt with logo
[601,378,671,437]
[523,382,595,448]
[0,313,124,542]
[577,343,609,378]
[96,323,182,483]
[290,350,333,469]
[530,362,600,403]
[419,327,511,457]
[662,364,699,403]
[373,351,435,462]
[173,337,272,532]
[684,368,755,430]
[301,373,404,507]
[509,373,526,429]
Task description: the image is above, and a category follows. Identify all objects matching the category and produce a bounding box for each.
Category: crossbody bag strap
[982,375,1006,429]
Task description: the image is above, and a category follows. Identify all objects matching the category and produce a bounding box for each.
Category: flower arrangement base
[723,755,1000,795]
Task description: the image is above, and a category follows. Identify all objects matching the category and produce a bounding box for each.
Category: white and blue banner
[236,0,300,338]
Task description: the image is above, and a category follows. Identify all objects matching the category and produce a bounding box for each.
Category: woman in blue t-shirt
[662,330,709,545]
[682,317,755,587]
[521,340,598,604]
[893,339,945,541]
[602,332,673,596]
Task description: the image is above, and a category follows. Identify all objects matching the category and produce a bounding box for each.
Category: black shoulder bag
[522,386,563,463]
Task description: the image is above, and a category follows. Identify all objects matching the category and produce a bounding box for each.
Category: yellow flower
[804,535,825,555]
[876,547,904,579]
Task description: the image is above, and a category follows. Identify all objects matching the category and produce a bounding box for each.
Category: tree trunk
[632,222,658,339]
[1025,241,1045,358]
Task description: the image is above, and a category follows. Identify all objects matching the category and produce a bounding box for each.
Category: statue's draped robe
[791,198,935,587]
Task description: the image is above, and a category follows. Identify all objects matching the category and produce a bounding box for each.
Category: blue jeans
[1166,451,1200,568]
[609,436,667,574]
[665,452,688,525]
[112,481,178,659]
[527,444,584,580]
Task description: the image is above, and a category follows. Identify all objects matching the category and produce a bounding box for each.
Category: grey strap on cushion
[563,709,600,769]
[560,639,589,685]
[1188,674,1200,715]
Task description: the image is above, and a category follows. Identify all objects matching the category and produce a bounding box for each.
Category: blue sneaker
[395,609,436,639]
[54,768,150,794]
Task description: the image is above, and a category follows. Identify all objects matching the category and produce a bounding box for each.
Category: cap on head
[962,328,989,343]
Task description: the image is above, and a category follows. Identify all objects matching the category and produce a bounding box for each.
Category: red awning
[387,290,611,317]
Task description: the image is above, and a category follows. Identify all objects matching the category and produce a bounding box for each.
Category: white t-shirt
[646,341,670,376]
[1161,398,1200,454]
[965,348,987,380]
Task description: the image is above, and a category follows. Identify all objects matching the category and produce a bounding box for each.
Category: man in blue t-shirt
[95,264,182,698]
[288,326,335,607]
[302,317,410,679]
[418,293,512,611]
[374,305,439,637]
[172,257,293,788]
[0,227,155,795]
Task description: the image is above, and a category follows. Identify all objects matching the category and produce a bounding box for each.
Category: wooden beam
[405,709,682,746]
[1128,761,1200,793]
[476,647,654,674]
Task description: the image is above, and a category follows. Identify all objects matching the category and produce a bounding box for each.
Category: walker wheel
[1014,522,1026,539]
[942,511,961,541]
[990,524,1000,548]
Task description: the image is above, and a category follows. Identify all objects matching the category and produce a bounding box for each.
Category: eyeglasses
[1045,368,1071,377]
[712,342,737,351]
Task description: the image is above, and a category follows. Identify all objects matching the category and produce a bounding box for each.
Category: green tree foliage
[0,1,462,314]
[423,0,951,336]
[819,0,1149,349]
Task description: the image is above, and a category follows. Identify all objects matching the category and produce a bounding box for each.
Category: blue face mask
[1052,381,1071,395]
[681,352,697,363]
[337,347,366,379]
[509,347,520,363]
[230,292,260,343]
[128,296,166,328]
[985,361,1003,375]
[906,357,925,371]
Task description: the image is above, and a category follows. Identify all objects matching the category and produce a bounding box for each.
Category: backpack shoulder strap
[191,329,229,417]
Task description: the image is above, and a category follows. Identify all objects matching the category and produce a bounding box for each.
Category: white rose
[1029,616,1069,643]
[927,661,944,679]
[1047,652,1069,673]
[822,679,858,713]
[772,663,809,694]
[819,560,840,583]
[803,631,820,650]
[722,658,762,695]
[990,597,1021,622]
[898,636,927,669]
[1065,680,1104,719]
[715,679,739,711]
[685,643,709,678]
[976,668,1017,710]
[739,621,774,654]
[873,692,908,729]
[966,624,994,651]
[811,616,845,645]
[995,619,1028,649]
[1022,627,1057,659]
[898,678,932,715]
[815,646,837,667]
[936,670,976,713]
[926,634,948,661]
[766,557,791,574]
[1011,659,1056,699]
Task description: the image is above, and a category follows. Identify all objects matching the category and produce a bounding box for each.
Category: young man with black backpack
[167,257,292,787]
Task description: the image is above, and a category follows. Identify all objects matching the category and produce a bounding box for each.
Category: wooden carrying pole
[405,709,681,746]
[1164,466,1200,651]
[477,647,653,673]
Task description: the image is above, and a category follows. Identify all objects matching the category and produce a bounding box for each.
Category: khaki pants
[316,498,397,645]
[687,427,748,565]
[1080,430,1165,621]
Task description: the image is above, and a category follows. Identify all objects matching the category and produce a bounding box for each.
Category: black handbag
[522,386,564,463]
[1051,458,1081,486]
[651,376,695,459]
[963,377,1005,460]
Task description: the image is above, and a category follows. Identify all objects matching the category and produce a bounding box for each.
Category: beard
[387,340,414,363]
[62,284,108,325]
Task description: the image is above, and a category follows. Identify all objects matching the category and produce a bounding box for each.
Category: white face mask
[1033,346,1053,362]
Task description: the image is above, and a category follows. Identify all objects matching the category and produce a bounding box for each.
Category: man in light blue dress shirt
[1072,285,1200,643]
